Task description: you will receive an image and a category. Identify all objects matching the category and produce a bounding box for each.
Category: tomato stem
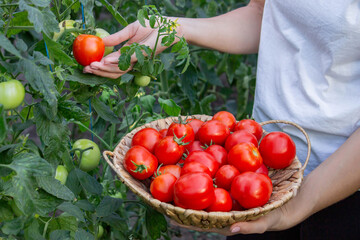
[131,160,148,173]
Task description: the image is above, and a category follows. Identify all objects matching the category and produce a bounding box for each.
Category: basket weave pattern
[103,115,311,229]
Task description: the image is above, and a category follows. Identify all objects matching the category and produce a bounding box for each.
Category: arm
[84,0,265,78]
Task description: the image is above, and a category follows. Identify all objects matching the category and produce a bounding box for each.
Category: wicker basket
[103,115,311,229]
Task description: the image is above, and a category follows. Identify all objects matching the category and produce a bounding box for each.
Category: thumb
[102,23,136,47]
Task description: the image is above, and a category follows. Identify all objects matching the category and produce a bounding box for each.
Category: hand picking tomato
[197,120,230,146]
[73,139,101,172]
[154,136,185,165]
[212,111,237,131]
[158,164,181,179]
[180,161,212,177]
[73,34,105,66]
[206,188,232,212]
[227,142,262,173]
[55,165,68,185]
[215,165,240,191]
[231,172,273,209]
[259,132,296,169]
[167,118,195,144]
[234,119,263,141]
[185,150,220,177]
[224,130,258,152]
[124,145,158,180]
[150,173,177,202]
[131,127,162,153]
[205,144,227,166]
[0,80,25,110]
[174,172,215,210]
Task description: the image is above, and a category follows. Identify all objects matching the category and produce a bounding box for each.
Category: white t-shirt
[253,0,360,175]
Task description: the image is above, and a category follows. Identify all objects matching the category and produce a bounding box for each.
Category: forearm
[175,1,264,54]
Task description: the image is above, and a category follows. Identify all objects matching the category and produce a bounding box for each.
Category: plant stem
[151,16,162,61]
[7,26,35,30]
[53,0,61,21]
[0,3,18,7]
[3,6,16,36]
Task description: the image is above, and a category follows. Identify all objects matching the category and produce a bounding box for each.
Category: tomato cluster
[124,112,296,212]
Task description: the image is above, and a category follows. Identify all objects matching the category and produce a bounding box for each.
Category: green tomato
[134,74,151,87]
[55,165,68,185]
[73,139,101,172]
[53,20,78,41]
[95,28,114,56]
[0,80,25,110]
[97,225,104,238]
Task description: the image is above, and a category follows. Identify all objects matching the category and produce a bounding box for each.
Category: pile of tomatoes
[123,111,296,212]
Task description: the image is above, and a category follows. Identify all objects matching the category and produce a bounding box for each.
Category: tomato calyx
[71,146,94,160]
[153,164,164,178]
[131,160,149,173]
[172,132,189,146]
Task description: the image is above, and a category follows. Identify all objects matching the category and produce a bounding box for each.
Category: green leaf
[135,48,145,65]
[80,0,95,28]
[1,217,24,235]
[21,58,58,108]
[65,169,82,196]
[57,202,85,222]
[95,196,123,217]
[99,0,128,26]
[24,219,45,240]
[140,95,156,114]
[5,153,53,176]
[74,229,95,240]
[37,176,75,201]
[200,60,223,87]
[7,11,32,37]
[75,168,103,195]
[43,34,76,66]
[145,206,167,240]
[48,216,78,234]
[118,53,131,71]
[74,199,95,212]
[0,34,22,58]
[120,73,134,83]
[158,98,181,116]
[179,63,198,105]
[66,69,109,85]
[58,99,90,122]
[149,15,156,28]
[137,9,147,27]
[0,105,7,143]
[49,230,71,240]
[92,97,121,124]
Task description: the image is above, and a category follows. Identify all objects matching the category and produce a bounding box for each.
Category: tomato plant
[73,34,105,66]
[150,173,177,202]
[124,145,158,180]
[234,119,263,141]
[197,119,230,146]
[259,132,296,169]
[174,172,215,210]
[131,127,162,153]
[231,172,273,209]
[0,79,25,110]
[73,139,101,172]
[227,142,263,173]
[206,188,232,212]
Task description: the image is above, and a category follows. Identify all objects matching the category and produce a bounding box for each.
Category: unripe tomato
[134,74,151,87]
[95,28,114,56]
[73,139,101,172]
[0,80,25,110]
[53,20,78,41]
[97,225,104,238]
[55,165,68,185]
[73,34,105,66]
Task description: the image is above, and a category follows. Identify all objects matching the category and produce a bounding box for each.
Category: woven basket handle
[103,150,117,172]
[260,120,311,173]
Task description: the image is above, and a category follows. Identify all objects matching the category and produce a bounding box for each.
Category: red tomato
[231,197,245,211]
[231,172,273,209]
[158,165,181,179]
[150,173,177,202]
[227,142,262,173]
[185,140,204,154]
[205,144,227,167]
[224,130,258,152]
[255,163,269,176]
[206,188,232,212]
[234,119,263,141]
[215,165,240,191]
[259,132,296,169]
[185,151,220,177]
[212,111,237,131]
[197,120,230,146]
[131,128,161,153]
[187,119,204,140]
[154,136,185,165]
[159,129,168,138]
[167,120,195,144]
[124,146,158,180]
[180,161,212,177]
[174,172,215,210]
[73,34,105,66]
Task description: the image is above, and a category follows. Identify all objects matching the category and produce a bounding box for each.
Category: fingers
[102,22,137,47]
[229,219,268,235]
[83,62,133,79]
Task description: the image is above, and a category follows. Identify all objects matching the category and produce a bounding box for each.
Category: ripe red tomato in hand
[185,151,220,177]
[224,130,258,152]
[231,172,273,209]
[205,144,227,167]
[174,172,215,210]
[197,120,230,146]
[227,142,262,173]
[167,120,195,144]
[158,164,181,179]
[212,111,237,131]
[234,119,263,141]
[124,146,158,180]
[259,132,296,169]
[180,161,212,177]
[206,188,232,212]
[73,34,105,66]
[154,136,185,165]
[186,119,204,140]
[215,165,240,191]
[150,173,177,202]
[131,128,162,153]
